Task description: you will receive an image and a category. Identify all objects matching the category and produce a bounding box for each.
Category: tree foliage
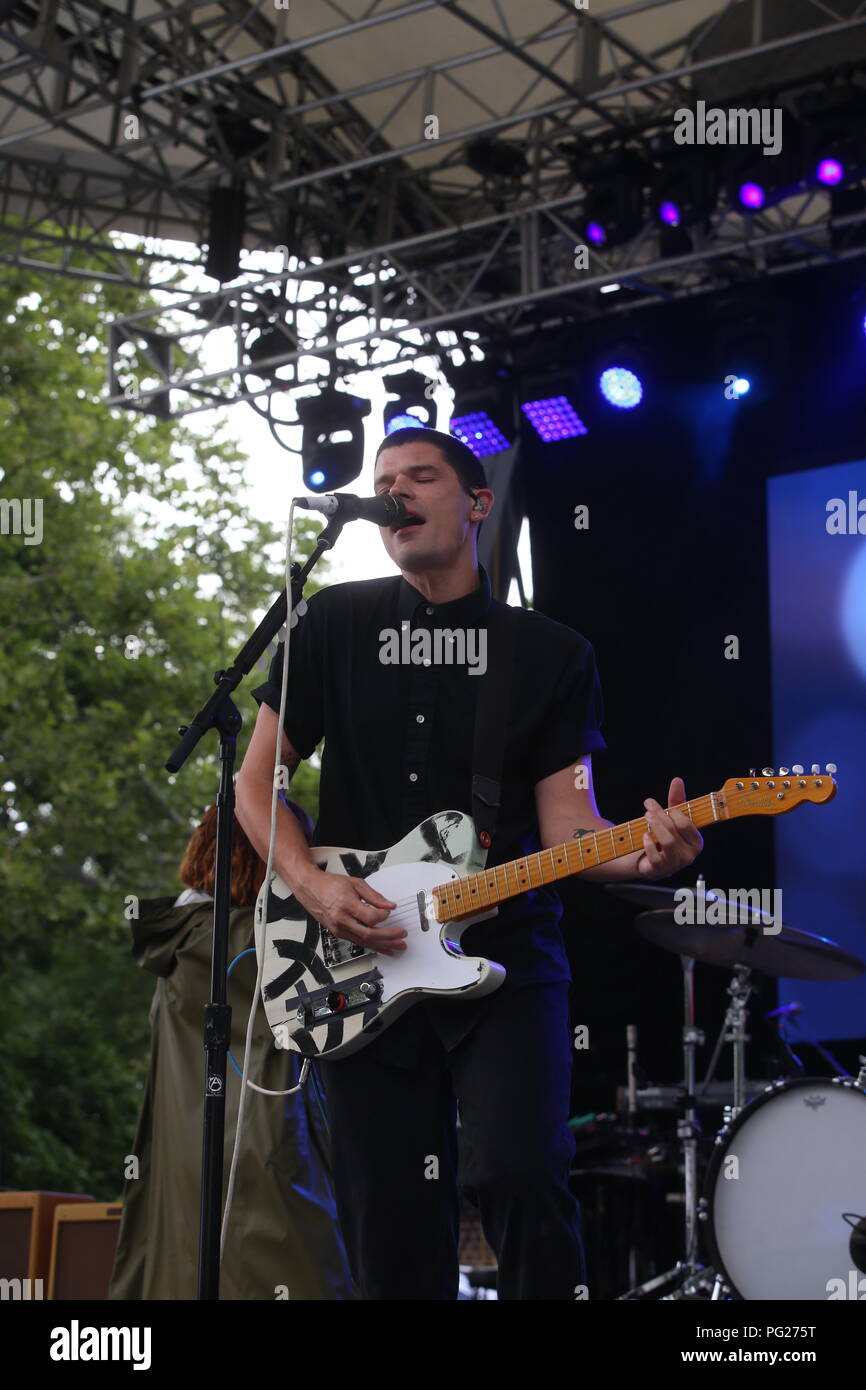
[0,234,326,1196]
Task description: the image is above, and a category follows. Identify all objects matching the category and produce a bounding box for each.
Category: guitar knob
[748,768,757,777]
[792,764,804,775]
[778,767,789,775]
[825,763,837,774]
[761,767,774,776]
[811,764,821,775]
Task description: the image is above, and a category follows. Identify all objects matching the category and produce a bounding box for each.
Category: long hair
[178,799,313,907]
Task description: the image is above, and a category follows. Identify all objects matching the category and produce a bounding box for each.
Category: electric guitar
[255,769,836,1060]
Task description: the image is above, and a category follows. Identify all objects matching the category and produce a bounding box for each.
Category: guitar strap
[470,600,514,865]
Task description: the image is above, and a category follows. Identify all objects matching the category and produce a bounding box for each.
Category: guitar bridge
[320,927,369,968]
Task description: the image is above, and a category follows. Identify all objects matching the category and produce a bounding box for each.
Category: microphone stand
[165,512,345,1301]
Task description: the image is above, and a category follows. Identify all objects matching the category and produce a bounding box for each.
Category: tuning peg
[748,768,757,777]
[778,767,789,775]
[792,764,804,775]
[826,763,837,774]
[811,764,821,775]
[761,767,774,777]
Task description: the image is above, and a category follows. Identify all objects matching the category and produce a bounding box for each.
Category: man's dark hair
[375,426,487,494]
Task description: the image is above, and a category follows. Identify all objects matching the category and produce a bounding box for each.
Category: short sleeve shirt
[251,565,606,1013]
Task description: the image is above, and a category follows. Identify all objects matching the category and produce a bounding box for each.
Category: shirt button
[425,606,434,615]
[416,714,425,723]
[409,772,418,782]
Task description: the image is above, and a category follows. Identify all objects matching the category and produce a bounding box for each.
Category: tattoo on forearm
[571,828,594,839]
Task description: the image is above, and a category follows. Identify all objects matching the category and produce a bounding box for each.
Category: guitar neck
[433,793,725,923]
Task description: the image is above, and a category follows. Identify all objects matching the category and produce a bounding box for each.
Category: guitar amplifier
[0,1192,93,1297]
[49,1202,122,1300]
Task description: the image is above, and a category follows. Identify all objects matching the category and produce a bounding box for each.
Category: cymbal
[633,910,864,981]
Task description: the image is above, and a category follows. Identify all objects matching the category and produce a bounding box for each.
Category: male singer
[236,426,702,1299]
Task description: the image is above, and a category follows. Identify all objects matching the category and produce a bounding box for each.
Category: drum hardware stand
[620,954,713,1300]
[722,965,753,1121]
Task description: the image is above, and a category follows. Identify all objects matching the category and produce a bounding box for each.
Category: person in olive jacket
[108,799,355,1300]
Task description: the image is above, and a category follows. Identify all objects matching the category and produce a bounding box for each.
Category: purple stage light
[739,182,766,210]
[817,158,844,187]
[521,397,589,442]
[659,200,681,227]
[450,412,510,458]
[586,221,606,246]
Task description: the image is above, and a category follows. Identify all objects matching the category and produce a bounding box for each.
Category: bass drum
[704,1076,866,1300]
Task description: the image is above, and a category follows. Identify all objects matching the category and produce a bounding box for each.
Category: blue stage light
[386,411,427,434]
[659,200,681,227]
[586,221,606,246]
[599,367,643,410]
[450,412,510,457]
[521,396,589,442]
[309,469,326,487]
[732,377,751,397]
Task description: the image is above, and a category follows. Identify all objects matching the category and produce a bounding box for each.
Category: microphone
[294,493,411,527]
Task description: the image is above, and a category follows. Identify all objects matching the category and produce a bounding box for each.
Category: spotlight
[649,141,721,232]
[386,413,426,434]
[566,141,651,249]
[444,358,513,459]
[450,412,510,456]
[297,385,370,492]
[382,369,437,433]
[599,367,643,410]
[739,181,766,210]
[521,396,588,442]
[731,377,751,397]
[726,109,805,212]
[817,158,845,187]
[464,137,529,187]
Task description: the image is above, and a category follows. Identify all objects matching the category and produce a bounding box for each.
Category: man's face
[373,440,477,573]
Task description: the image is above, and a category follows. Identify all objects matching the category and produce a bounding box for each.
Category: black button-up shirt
[251,566,605,1055]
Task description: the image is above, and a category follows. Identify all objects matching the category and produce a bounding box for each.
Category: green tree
[0,231,327,1196]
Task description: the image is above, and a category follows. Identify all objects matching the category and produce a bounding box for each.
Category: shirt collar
[397,564,492,625]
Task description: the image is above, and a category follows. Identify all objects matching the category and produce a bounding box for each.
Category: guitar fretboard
[432,793,725,923]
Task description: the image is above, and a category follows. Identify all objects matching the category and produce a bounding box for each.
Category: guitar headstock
[721,765,837,817]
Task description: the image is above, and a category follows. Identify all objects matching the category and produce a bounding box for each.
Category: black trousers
[316,980,584,1300]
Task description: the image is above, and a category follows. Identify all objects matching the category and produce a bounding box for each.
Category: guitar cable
[221,499,313,1260]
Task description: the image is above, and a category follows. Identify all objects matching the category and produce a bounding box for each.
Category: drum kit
[601,876,866,1301]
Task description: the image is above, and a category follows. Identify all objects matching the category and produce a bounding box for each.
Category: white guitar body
[256,810,504,1060]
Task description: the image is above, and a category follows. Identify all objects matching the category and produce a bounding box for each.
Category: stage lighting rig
[564,140,651,250]
[798,81,866,190]
[383,370,437,434]
[297,385,370,492]
[725,109,806,213]
[444,358,514,458]
[465,137,529,186]
[518,369,588,443]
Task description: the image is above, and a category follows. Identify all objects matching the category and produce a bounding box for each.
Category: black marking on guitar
[418,811,464,864]
[263,888,306,924]
[263,920,331,1001]
[338,850,387,879]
